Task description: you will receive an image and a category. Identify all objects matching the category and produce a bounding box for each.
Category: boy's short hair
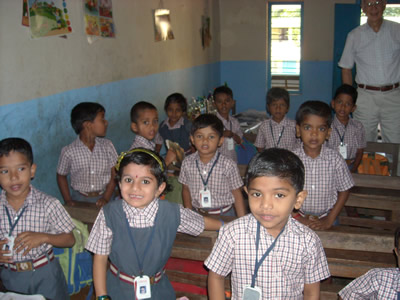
[395,226,400,251]
[130,101,157,123]
[266,87,290,108]
[164,93,187,113]
[333,84,358,105]
[213,86,233,99]
[0,137,33,164]
[245,148,305,194]
[295,100,333,127]
[71,102,105,135]
[191,114,224,137]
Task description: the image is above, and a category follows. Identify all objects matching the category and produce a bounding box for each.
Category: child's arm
[256,147,263,153]
[351,148,364,173]
[303,282,320,300]
[232,188,246,217]
[182,184,193,209]
[203,217,223,231]
[96,167,116,208]
[57,173,74,206]
[208,270,226,300]
[93,254,109,297]
[155,143,162,154]
[14,231,75,256]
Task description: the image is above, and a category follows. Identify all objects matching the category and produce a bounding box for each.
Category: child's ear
[350,104,357,113]
[294,190,307,210]
[30,163,37,180]
[326,127,332,140]
[330,99,335,109]
[156,182,167,197]
[295,124,301,138]
[190,135,195,145]
[243,186,248,195]
[131,122,138,133]
[218,136,225,147]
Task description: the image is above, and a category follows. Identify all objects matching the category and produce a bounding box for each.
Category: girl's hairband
[115,148,164,172]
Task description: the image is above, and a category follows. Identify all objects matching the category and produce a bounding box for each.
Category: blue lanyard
[397,291,400,300]
[335,127,346,146]
[251,221,285,288]
[195,153,220,189]
[270,122,285,147]
[124,210,158,276]
[5,205,27,236]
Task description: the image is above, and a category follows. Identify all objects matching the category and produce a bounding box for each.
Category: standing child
[57,102,118,207]
[205,148,330,299]
[85,148,221,300]
[293,101,354,230]
[178,114,246,217]
[214,86,243,163]
[254,87,298,152]
[328,84,366,173]
[0,138,75,299]
[339,226,400,299]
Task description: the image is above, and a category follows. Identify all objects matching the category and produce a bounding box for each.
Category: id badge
[2,236,14,257]
[227,138,234,150]
[134,275,151,299]
[200,187,212,208]
[243,285,262,300]
[338,144,347,159]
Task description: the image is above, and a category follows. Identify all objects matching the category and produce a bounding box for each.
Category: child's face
[245,176,307,238]
[118,163,166,209]
[268,98,289,123]
[331,94,356,122]
[190,126,224,158]
[88,111,108,137]
[131,109,159,141]
[0,151,36,203]
[296,115,331,156]
[166,102,184,126]
[214,93,234,117]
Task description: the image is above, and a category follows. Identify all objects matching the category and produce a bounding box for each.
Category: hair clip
[115,148,164,172]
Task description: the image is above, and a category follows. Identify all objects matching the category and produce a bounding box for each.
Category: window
[268,3,303,92]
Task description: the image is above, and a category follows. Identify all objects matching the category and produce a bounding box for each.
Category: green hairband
[115,148,164,172]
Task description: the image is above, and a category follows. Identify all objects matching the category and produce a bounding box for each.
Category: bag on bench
[357,152,389,176]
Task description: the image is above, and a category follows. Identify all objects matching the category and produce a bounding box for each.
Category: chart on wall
[84,0,115,38]
[27,0,72,38]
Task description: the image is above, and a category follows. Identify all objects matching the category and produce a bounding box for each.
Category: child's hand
[0,238,13,263]
[223,129,234,138]
[165,149,177,166]
[96,197,108,208]
[14,232,47,256]
[308,216,333,231]
[65,199,76,206]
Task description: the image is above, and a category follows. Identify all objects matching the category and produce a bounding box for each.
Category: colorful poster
[154,9,174,42]
[28,0,72,38]
[84,0,115,38]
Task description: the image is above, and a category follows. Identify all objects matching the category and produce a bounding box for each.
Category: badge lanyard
[251,221,285,288]
[335,127,346,146]
[195,152,220,190]
[124,212,158,276]
[270,122,285,147]
[5,205,27,236]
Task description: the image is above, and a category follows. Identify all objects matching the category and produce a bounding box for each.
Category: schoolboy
[214,86,243,163]
[292,101,354,230]
[254,87,298,152]
[57,102,118,207]
[178,114,246,217]
[205,148,330,299]
[339,226,400,299]
[0,138,75,299]
[327,84,366,173]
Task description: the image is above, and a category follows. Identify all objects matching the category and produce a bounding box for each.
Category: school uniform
[178,152,243,213]
[293,144,354,217]
[130,135,156,151]
[339,268,400,300]
[254,117,298,151]
[57,137,118,203]
[159,117,192,152]
[205,214,330,300]
[327,116,367,161]
[86,198,204,300]
[0,186,75,300]
[216,112,243,163]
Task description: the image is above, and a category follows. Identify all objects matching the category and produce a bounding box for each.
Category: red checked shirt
[339,268,400,300]
[57,137,118,194]
[293,144,354,216]
[0,186,75,262]
[254,117,299,151]
[216,112,243,163]
[178,152,244,209]
[85,198,204,255]
[129,135,156,151]
[205,214,330,300]
[327,116,367,161]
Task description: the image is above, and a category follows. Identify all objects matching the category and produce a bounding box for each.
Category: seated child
[328,84,366,173]
[292,100,354,230]
[85,148,221,300]
[159,93,193,154]
[339,226,400,299]
[178,114,246,217]
[0,138,75,300]
[57,102,118,207]
[205,148,330,299]
[254,87,298,152]
[214,86,243,163]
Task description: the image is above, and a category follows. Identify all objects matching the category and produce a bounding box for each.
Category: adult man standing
[338,0,400,146]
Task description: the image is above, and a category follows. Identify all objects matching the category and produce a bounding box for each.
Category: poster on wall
[84,0,115,38]
[22,0,29,27]
[27,0,72,38]
[154,9,174,42]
